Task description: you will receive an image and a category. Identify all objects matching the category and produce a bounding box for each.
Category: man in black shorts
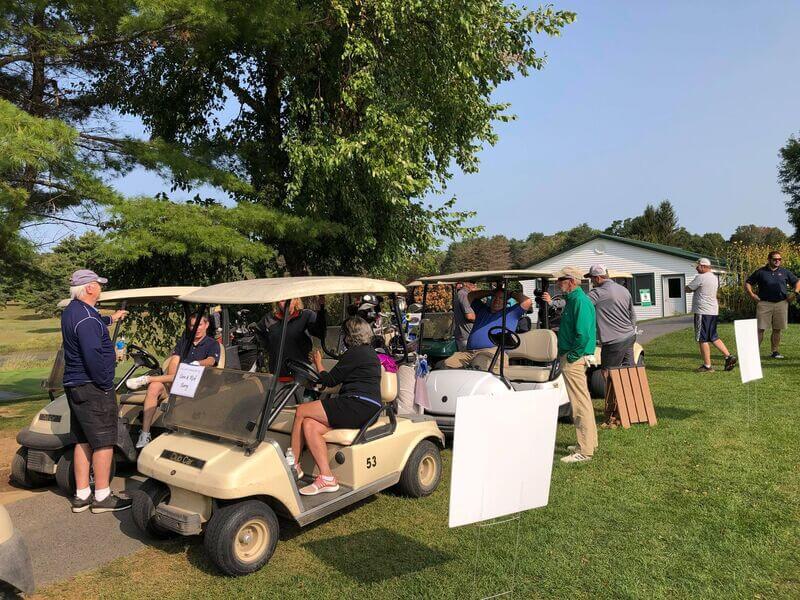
[686,259,736,373]
[61,270,131,513]
[586,264,637,370]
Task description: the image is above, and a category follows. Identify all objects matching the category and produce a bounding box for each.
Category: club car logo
[38,413,62,422]
[160,450,206,469]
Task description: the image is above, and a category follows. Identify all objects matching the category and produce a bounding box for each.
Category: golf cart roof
[57,286,202,308]
[178,276,407,305]
[417,269,554,284]
[546,270,634,281]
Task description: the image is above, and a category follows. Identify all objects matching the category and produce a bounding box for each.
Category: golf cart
[0,505,34,596]
[12,286,235,494]
[132,277,444,576]
[416,270,570,433]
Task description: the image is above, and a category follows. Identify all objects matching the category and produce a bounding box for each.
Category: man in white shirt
[685,258,736,373]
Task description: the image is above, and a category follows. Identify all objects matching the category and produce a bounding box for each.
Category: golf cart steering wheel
[284,359,322,386]
[487,326,521,351]
[127,344,161,371]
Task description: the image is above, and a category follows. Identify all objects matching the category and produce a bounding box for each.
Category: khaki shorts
[756,300,789,331]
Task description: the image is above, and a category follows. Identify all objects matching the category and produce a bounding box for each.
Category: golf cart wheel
[132,479,175,539]
[55,448,116,496]
[398,440,442,498]
[11,448,51,488]
[204,500,279,576]
[637,353,645,367]
[588,368,606,399]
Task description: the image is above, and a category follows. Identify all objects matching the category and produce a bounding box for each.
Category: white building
[522,233,724,320]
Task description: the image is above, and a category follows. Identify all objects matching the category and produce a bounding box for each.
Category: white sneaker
[560,452,591,464]
[136,431,151,449]
[126,375,150,390]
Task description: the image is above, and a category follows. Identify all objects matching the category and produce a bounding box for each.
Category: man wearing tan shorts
[745,251,800,359]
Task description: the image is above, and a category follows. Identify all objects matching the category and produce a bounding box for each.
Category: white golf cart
[0,505,34,596]
[131,277,444,576]
[416,270,570,434]
[11,286,237,494]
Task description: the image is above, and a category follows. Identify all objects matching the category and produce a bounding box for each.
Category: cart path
[637,315,694,346]
[0,314,696,590]
[3,474,147,588]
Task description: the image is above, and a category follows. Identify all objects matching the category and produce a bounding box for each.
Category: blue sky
[46,0,799,247]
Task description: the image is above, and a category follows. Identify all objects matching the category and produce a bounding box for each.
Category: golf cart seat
[269,368,398,446]
[503,329,560,383]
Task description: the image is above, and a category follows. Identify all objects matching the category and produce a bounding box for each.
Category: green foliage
[99,0,575,275]
[778,133,800,241]
[729,224,788,247]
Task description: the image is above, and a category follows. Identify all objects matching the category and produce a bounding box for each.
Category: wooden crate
[604,366,657,428]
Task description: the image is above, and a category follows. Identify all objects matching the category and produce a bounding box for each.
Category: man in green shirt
[543,266,598,463]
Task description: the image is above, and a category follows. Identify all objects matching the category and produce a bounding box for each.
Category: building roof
[527,233,726,269]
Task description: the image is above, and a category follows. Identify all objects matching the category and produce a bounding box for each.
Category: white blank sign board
[734,319,763,383]
[449,388,562,528]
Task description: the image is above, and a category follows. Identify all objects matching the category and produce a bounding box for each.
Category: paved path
[3,474,147,588]
[2,315,696,591]
[636,314,694,346]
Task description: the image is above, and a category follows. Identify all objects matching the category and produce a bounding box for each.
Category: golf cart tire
[204,500,279,576]
[55,448,116,496]
[132,479,175,539]
[637,353,645,367]
[11,448,51,489]
[397,440,442,498]
[588,368,606,399]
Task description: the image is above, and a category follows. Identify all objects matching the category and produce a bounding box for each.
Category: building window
[667,277,682,299]
[632,273,655,306]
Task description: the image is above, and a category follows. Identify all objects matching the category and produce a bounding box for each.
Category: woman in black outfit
[290,316,383,496]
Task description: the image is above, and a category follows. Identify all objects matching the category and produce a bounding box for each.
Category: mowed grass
[0,304,62,355]
[34,323,799,599]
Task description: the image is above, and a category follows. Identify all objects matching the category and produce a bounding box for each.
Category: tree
[99,0,575,276]
[729,225,788,247]
[779,134,800,241]
[441,235,512,273]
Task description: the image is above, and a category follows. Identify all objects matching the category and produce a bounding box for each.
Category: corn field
[718,243,800,321]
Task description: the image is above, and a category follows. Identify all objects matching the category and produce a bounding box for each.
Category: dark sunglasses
[771,257,782,262]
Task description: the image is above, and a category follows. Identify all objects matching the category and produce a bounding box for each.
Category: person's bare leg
[757,329,765,346]
[290,401,329,459]
[771,329,782,354]
[73,443,92,491]
[711,339,730,356]
[141,382,166,433]
[699,342,711,366]
[91,447,114,489]
[303,419,333,477]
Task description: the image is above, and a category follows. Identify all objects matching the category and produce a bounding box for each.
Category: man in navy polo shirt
[61,269,131,514]
[745,251,800,359]
[126,314,220,447]
[442,284,532,372]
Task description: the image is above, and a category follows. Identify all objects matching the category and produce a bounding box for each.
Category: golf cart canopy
[178,276,407,305]
[417,269,554,284]
[57,286,201,308]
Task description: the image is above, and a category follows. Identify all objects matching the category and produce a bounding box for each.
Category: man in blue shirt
[61,269,131,514]
[126,314,220,447]
[442,284,532,372]
[745,251,800,359]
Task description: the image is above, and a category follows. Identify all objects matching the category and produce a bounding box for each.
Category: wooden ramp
[604,366,657,428]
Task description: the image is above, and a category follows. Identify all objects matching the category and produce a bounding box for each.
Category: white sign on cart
[448,388,565,528]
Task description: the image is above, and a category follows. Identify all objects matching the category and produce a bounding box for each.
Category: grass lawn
[0,304,62,356]
[34,323,799,599]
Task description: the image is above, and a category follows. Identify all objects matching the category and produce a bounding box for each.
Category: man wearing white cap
[542,266,598,463]
[685,259,736,373]
[585,263,636,369]
[61,269,131,513]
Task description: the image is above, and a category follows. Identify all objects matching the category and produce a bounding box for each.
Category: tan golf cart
[132,277,444,576]
[13,287,212,494]
[0,505,34,596]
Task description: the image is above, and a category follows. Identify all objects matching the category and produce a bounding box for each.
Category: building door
[662,274,686,316]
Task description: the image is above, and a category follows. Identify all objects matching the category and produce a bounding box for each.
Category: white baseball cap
[584,263,607,277]
[696,258,711,266]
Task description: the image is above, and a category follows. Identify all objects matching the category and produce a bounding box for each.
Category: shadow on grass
[654,406,702,421]
[27,327,60,334]
[301,528,452,584]
[14,314,53,321]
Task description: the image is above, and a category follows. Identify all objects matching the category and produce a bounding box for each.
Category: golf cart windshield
[163,368,275,445]
[420,312,453,340]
